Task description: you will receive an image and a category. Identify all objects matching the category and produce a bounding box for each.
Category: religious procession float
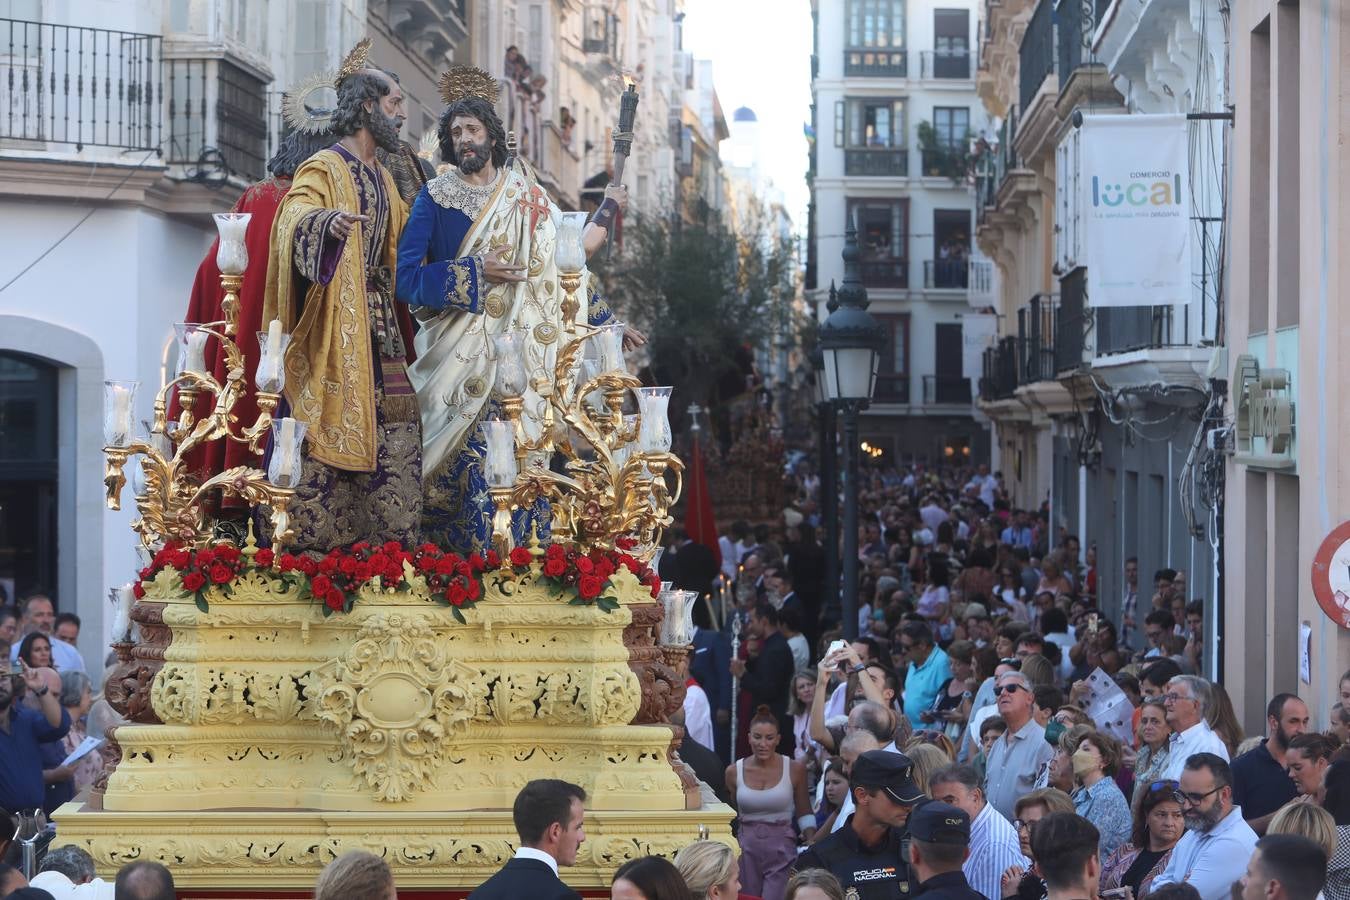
[56,40,735,896]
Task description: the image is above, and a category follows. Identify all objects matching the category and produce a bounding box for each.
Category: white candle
[266,319,282,360]
[183,329,209,374]
[113,389,131,434]
[278,416,295,478]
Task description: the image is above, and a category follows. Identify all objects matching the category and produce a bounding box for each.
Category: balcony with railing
[844,47,908,77]
[1015,293,1058,385]
[164,56,269,183]
[859,258,908,288]
[1018,0,1055,114]
[923,258,969,290]
[968,257,996,304]
[844,148,908,176]
[919,49,973,80]
[980,337,1018,401]
[874,373,911,404]
[1056,266,1088,373]
[923,375,972,405]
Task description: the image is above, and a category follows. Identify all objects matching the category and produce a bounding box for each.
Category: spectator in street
[726,706,814,898]
[0,607,17,662]
[785,868,845,900]
[1000,788,1074,900]
[11,595,82,673]
[1030,813,1102,900]
[1099,777,1183,898]
[1267,801,1337,859]
[1162,677,1230,780]
[682,670,714,753]
[929,764,1027,900]
[113,861,175,900]
[52,614,79,648]
[689,602,731,762]
[672,841,741,900]
[922,639,972,743]
[611,857,696,899]
[1206,683,1246,757]
[0,864,26,895]
[796,750,923,895]
[730,603,796,755]
[790,669,821,769]
[0,660,69,813]
[18,634,54,673]
[1285,733,1335,801]
[985,670,1054,821]
[908,800,983,900]
[1068,730,1132,858]
[1240,834,1329,900]
[899,622,952,728]
[1141,659,1183,700]
[31,844,112,899]
[1151,753,1258,900]
[1134,697,1175,803]
[1233,693,1308,833]
[468,779,586,899]
[1319,759,1350,900]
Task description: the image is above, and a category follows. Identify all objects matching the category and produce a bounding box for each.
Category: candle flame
[623,74,638,91]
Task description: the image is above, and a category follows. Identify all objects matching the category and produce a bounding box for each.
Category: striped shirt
[964,802,1030,900]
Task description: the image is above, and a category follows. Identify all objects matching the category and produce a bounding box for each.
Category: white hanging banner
[1080,114,1192,307]
[962,313,998,382]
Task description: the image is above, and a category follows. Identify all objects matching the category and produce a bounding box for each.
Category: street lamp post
[819,221,884,641]
[813,341,839,631]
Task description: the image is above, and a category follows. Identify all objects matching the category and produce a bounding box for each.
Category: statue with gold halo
[260,40,423,551]
[395,66,634,555]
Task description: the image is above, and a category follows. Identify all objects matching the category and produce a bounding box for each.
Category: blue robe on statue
[396,165,613,556]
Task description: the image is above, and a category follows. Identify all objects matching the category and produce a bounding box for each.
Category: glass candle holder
[103,381,138,447]
[213,212,252,276]
[175,323,210,377]
[483,419,518,488]
[255,319,292,393]
[593,322,626,374]
[632,386,673,452]
[554,211,587,275]
[268,417,308,489]
[676,590,698,645]
[492,330,530,398]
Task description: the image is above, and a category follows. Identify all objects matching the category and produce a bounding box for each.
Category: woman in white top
[726,707,814,899]
[788,669,822,776]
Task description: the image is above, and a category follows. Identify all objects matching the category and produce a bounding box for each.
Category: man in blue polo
[0,661,70,813]
[899,622,950,728]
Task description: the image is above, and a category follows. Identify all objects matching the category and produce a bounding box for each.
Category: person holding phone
[0,659,70,815]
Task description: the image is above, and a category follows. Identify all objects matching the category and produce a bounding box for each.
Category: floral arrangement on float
[132,533,663,622]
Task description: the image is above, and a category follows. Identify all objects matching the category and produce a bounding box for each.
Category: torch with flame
[605,75,640,257]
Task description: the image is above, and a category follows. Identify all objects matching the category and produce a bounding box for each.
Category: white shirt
[11,634,86,673]
[718,535,738,582]
[965,803,1031,900]
[29,872,115,900]
[1163,721,1230,779]
[824,681,848,720]
[787,633,809,671]
[514,846,560,876]
[1151,806,1258,900]
[682,682,714,751]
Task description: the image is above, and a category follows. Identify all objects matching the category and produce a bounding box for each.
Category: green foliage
[917,120,973,183]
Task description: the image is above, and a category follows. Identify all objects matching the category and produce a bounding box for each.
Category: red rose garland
[508,542,662,611]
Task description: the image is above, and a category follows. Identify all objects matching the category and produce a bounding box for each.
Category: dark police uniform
[795,750,925,900]
[908,799,983,900]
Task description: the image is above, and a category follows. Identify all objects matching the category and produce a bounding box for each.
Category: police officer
[796,750,924,899]
[906,801,984,900]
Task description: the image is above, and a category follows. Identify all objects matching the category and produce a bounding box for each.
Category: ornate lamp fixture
[484,213,684,558]
[102,213,305,550]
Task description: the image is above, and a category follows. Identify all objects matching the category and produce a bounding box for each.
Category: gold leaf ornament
[438,66,501,106]
[337,37,373,84]
[282,71,340,136]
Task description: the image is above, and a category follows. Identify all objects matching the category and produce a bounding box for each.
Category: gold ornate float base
[52,803,736,891]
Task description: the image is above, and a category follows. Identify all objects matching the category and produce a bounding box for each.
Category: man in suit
[671,528,720,598]
[468,779,586,899]
[689,599,733,763]
[729,602,796,756]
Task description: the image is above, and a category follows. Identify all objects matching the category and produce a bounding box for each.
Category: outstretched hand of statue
[483,244,527,284]
[604,182,629,212]
[622,324,646,351]
[329,212,369,240]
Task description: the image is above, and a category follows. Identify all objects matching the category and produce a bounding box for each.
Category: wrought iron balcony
[874,373,911,404]
[1015,293,1058,384]
[980,338,1018,401]
[844,148,908,177]
[164,57,269,183]
[1058,0,1111,81]
[1097,306,1180,355]
[923,375,972,405]
[844,48,908,78]
[859,259,908,289]
[924,259,969,290]
[1,18,162,153]
[1019,0,1055,113]
[919,49,973,80]
[1056,267,1088,372]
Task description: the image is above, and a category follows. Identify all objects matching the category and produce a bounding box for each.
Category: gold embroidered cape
[262,148,409,473]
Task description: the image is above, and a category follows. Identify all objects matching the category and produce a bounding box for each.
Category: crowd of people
[651,461,1350,900]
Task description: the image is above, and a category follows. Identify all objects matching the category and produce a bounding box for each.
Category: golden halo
[282,71,339,136]
[337,37,372,84]
[438,66,500,106]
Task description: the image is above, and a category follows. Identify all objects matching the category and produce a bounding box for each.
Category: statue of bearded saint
[395,88,635,556]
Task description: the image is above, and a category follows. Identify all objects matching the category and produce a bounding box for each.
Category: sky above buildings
[682,0,813,231]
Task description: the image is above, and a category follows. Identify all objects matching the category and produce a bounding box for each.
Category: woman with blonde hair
[1019,653,1055,689]
[1268,800,1338,858]
[904,741,951,797]
[313,850,396,900]
[673,841,741,900]
[785,868,846,900]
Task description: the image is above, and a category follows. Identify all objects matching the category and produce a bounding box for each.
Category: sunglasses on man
[993,684,1025,696]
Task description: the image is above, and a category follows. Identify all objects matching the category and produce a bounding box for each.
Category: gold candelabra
[102,213,304,551]
[484,212,683,559]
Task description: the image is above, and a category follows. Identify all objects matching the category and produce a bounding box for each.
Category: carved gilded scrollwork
[314,613,488,801]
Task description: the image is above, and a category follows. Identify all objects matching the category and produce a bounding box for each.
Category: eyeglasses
[1173,786,1221,806]
[993,684,1025,696]
[1163,692,1195,704]
[999,657,1020,667]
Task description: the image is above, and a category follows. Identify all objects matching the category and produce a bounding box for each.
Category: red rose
[195,549,215,567]
[339,556,359,575]
[545,543,565,561]
[354,563,373,582]
[132,582,146,599]
[575,556,594,575]
[383,541,402,554]
[169,549,191,569]
[325,588,344,611]
[466,578,481,600]
[577,574,603,600]
[311,575,333,597]
[420,543,439,555]
[448,583,469,606]
[351,541,370,554]
[253,548,274,568]
[509,547,533,567]
[456,560,471,577]
[209,563,233,584]
[594,559,615,580]
[417,556,437,574]
[318,556,338,576]
[485,550,501,568]
[138,566,153,581]
[543,558,566,578]
[298,557,319,577]
[616,537,637,551]
[182,572,206,592]
[467,552,485,573]
[435,556,458,576]
[618,555,639,574]
[215,545,240,563]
